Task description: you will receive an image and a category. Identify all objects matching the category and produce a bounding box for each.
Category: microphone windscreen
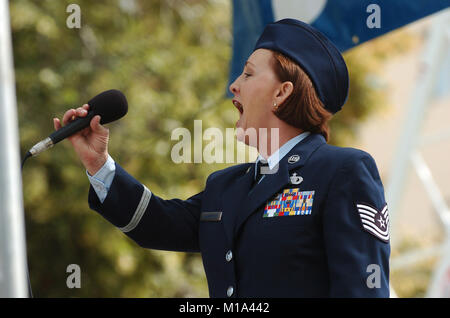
[88,89,128,124]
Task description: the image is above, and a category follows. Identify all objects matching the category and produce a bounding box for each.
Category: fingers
[55,104,104,138]
[74,105,88,118]
[61,104,90,125]
[62,109,75,125]
[53,118,61,131]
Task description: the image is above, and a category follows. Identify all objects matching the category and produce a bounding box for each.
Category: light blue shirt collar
[256,131,310,171]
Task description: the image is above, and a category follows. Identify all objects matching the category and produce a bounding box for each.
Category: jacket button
[225,250,233,262]
[227,286,234,297]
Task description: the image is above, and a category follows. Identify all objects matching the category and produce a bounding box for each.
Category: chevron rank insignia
[356,203,390,242]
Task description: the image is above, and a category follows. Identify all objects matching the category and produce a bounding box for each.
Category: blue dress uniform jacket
[88,133,390,297]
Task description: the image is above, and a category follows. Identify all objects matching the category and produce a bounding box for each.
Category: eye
[243,72,252,78]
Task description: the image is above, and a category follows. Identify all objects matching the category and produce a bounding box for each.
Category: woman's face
[229,49,281,144]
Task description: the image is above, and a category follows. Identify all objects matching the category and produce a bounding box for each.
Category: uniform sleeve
[322,152,390,297]
[88,163,202,253]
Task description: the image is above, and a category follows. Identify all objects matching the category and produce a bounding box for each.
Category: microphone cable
[21,151,31,169]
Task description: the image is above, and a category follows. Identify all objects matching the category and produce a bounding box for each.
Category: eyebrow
[245,60,255,67]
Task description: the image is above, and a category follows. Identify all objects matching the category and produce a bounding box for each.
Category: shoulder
[315,143,378,171]
[308,144,382,186]
[318,143,372,160]
[315,145,384,199]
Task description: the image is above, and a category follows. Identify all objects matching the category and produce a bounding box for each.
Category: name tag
[200,211,222,222]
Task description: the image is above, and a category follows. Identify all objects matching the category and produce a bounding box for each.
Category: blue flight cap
[254,18,349,114]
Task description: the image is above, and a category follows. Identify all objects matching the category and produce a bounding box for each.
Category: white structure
[0,0,29,297]
[358,9,450,297]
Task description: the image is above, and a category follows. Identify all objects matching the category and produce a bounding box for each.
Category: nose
[229,76,239,96]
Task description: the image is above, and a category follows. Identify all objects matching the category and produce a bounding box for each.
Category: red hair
[271,51,332,141]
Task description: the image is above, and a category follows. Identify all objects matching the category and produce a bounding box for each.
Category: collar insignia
[288,155,300,164]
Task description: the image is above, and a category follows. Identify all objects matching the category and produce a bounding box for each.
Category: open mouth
[233,99,244,114]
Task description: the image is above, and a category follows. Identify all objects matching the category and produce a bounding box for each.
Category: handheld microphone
[27,89,128,157]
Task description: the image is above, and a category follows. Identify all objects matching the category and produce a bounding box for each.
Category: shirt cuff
[86,154,116,203]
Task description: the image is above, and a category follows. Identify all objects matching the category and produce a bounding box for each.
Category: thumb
[90,115,108,134]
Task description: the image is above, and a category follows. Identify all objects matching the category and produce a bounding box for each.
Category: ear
[274,81,293,107]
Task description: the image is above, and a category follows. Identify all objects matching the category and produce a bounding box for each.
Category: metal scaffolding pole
[385,9,450,297]
[0,0,28,297]
[385,9,449,241]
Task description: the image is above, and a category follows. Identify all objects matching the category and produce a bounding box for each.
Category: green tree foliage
[12,0,397,297]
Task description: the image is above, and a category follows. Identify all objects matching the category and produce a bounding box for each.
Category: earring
[273,102,278,110]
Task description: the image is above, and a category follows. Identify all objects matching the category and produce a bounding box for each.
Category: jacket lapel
[221,163,254,245]
[234,134,326,237]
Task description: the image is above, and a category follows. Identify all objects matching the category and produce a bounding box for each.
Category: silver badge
[288,155,300,164]
[290,172,303,185]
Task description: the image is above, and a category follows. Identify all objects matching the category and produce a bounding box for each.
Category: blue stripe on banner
[228,0,274,96]
[311,0,450,52]
[228,0,449,95]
